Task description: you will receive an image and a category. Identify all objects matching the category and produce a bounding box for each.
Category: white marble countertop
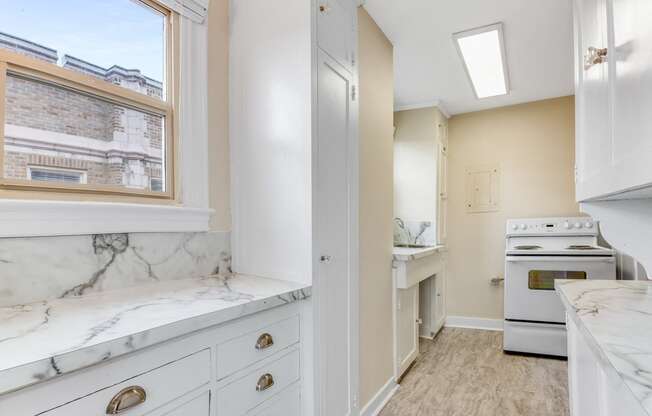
[393,245,445,261]
[556,279,652,415]
[0,274,310,395]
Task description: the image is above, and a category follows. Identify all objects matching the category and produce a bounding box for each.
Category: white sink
[393,245,444,288]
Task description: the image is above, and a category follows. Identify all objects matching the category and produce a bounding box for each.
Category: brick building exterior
[0,32,164,191]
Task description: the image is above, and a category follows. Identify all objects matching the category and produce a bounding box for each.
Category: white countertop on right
[556,279,652,415]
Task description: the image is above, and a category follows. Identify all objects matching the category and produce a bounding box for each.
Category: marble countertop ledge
[555,279,652,416]
[393,245,445,262]
[0,274,310,396]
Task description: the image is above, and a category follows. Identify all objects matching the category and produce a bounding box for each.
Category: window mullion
[0,52,169,115]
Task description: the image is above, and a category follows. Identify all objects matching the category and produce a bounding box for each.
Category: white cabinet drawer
[43,349,210,416]
[216,315,299,379]
[148,391,210,416]
[248,383,300,415]
[216,349,300,415]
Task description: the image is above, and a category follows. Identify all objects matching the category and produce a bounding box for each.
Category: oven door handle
[506,256,615,263]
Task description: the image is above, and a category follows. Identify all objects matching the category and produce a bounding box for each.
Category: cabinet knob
[256,373,275,392]
[255,333,274,350]
[106,386,147,414]
[584,47,608,70]
[319,4,330,13]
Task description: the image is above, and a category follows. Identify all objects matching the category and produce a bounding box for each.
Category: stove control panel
[506,217,597,236]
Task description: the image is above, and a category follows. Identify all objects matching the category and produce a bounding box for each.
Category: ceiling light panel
[454,23,510,99]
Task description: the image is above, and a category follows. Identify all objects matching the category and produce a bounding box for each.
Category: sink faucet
[394,217,412,245]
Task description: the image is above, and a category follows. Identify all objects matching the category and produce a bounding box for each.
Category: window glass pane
[0,0,166,99]
[528,270,587,291]
[4,74,166,192]
[29,168,85,184]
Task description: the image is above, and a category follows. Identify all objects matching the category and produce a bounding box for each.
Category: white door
[397,285,419,378]
[317,0,355,72]
[315,50,358,416]
[574,0,611,200]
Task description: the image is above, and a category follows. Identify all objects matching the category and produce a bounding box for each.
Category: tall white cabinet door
[574,0,611,200]
[317,0,356,72]
[609,0,652,194]
[315,50,358,416]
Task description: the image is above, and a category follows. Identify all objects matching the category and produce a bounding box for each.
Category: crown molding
[394,100,451,119]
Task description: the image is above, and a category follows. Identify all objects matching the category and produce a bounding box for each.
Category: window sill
[0,199,213,237]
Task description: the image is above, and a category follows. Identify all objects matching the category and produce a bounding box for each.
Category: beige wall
[207,0,231,231]
[358,7,395,407]
[447,96,580,320]
[394,107,447,223]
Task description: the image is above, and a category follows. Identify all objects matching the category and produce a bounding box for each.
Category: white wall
[207,0,231,231]
[393,107,446,224]
[358,6,395,409]
[447,97,580,320]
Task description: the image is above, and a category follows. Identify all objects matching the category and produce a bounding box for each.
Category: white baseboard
[360,377,399,416]
[445,316,504,332]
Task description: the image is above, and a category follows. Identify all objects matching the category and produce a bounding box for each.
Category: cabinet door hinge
[351,85,357,101]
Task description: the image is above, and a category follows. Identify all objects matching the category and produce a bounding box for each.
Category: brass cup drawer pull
[106,386,147,414]
[255,333,274,350]
[256,373,275,392]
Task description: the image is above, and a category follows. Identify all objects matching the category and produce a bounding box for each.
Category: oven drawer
[504,256,616,323]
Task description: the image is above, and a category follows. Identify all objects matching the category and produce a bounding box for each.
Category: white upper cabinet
[574,0,652,201]
[317,0,356,72]
[574,0,610,200]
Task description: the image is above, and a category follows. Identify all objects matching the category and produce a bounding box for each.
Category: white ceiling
[363,0,574,115]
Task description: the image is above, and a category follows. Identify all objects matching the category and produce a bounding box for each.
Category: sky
[0,0,165,82]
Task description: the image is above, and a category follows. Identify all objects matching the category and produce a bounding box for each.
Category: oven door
[504,256,616,323]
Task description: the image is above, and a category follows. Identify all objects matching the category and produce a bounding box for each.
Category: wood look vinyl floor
[379,328,569,416]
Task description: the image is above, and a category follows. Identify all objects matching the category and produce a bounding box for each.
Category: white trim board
[0,200,212,237]
[360,377,399,416]
[445,316,504,332]
[394,100,451,119]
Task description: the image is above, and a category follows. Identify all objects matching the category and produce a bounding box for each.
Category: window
[0,0,177,198]
[28,166,87,184]
[528,270,587,291]
[150,178,163,192]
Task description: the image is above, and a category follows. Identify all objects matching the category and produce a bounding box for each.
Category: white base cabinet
[419,272,446,339]
[0,303,307,416]
[566,315,647,416]
[396,285,419,378]
[392,250,446,380]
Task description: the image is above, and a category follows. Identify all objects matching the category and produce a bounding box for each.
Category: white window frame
[0,6,212,237]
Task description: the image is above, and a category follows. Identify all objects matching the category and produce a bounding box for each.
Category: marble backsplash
[0,231,230,308]
[394,219,436,246]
